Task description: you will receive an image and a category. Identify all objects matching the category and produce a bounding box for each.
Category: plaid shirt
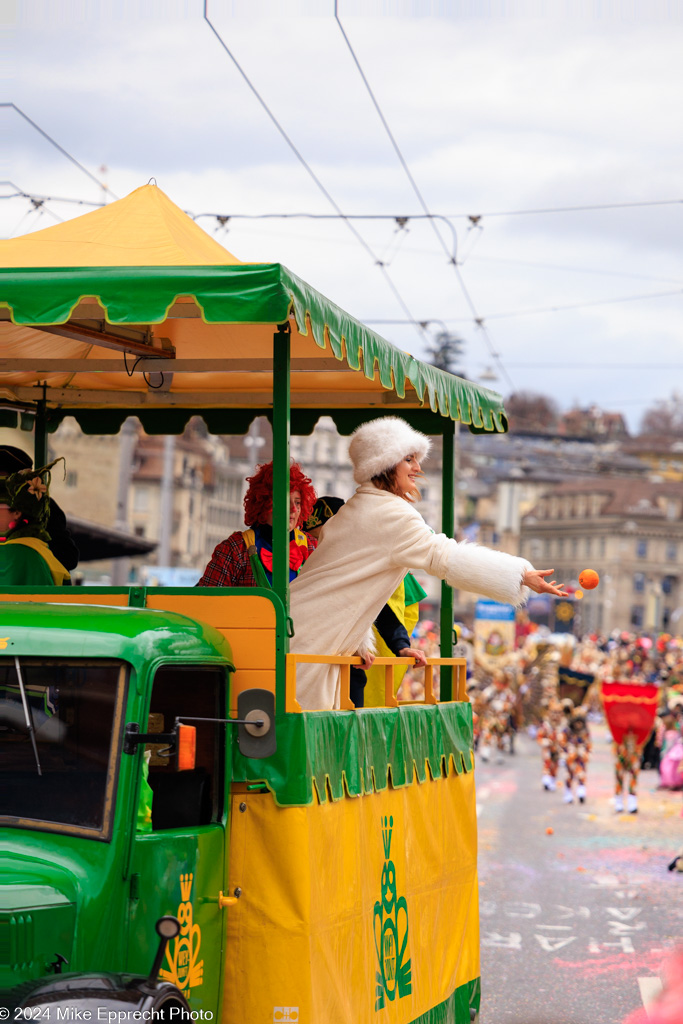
[196,529,316,588]
[196,532,255,588]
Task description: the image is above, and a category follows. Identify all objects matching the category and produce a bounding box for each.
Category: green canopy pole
[34,391,48,468]
[439,419,456,701]
[272,325,291,710]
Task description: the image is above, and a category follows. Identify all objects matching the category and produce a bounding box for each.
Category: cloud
[4,3,683,432]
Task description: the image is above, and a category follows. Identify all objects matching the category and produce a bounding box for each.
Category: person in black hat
[0,446,79,572]
[0,459,71,585]
[303,495,345,542]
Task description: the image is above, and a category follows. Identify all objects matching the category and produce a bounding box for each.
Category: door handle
[218,888,241,908]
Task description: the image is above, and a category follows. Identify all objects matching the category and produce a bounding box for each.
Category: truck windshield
[0,658,126,838]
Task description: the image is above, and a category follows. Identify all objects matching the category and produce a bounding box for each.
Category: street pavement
[475,723,683,1024]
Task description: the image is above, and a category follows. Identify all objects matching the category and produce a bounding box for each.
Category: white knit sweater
[289,483,533,711]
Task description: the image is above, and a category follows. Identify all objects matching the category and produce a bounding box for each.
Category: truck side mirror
[148,916,181,985]
[236,689,276,759]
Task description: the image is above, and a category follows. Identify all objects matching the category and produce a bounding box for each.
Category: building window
[636,540,647,559]
[558,538,564,556]
[666,542,677,562]
[599,537,606,557]
[630,605,644,628]
[633,573,645,593]
[66,470,78,488]
[662,576,674,595]
[571,538,578,557]
[544,539,551,557]
[585,537,591,556]
[134,486,150,512]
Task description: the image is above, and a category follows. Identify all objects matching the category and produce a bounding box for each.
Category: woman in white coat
[290,416,567,711]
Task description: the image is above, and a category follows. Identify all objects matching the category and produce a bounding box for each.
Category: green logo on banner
[374,815,411,1010]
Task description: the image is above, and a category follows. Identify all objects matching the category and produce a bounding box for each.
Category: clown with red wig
[197,461,317,588]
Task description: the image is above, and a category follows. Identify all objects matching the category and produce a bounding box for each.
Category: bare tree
[639,391,683,437]
[505,391,559,433]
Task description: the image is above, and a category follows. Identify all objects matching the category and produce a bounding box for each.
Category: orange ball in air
[578,569,599,590]
[546,827,554,835]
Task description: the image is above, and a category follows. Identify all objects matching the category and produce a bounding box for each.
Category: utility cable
[4,195,63,237]
[445,198,683,219]
[333,3,451,257]
[364,282,683,326]
[505,363,683,370]
[456,287,683,323]
[3,104,118,200]
[193,211,459,262]
[202,3,426,343]
[0,185,105,209]
[333,6,514,391]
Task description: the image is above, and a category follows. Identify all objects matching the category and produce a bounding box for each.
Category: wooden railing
[285,654,468,713]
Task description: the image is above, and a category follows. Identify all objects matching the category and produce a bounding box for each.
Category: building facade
[520,478,683,635]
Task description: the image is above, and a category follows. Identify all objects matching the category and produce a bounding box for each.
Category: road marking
[638,976,663,1007]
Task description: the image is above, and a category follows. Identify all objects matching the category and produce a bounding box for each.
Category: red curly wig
[244,461,316,529]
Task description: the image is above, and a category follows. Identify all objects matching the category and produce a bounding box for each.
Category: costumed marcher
[289,416,569,711]
[305,495,427,708]
[0,445,79,572]
[602,679,659,814]
[537,700,564,792]
[559,705,592,804]
[0,459,71,586]
[614,731,642,814]
[197,461,317,587]
[479,671,517,763]
[658,714,683,790]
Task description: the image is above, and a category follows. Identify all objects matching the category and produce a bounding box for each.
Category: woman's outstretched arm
[390,511,567,607]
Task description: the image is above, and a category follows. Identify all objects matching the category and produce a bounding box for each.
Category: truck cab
[1,601,234,1014]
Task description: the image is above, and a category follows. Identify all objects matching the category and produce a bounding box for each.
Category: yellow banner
[222,772,479,1024]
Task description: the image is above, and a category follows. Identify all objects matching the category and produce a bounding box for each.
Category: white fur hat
[348,416,431,484]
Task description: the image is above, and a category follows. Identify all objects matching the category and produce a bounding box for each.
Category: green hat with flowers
[0,458,64,543]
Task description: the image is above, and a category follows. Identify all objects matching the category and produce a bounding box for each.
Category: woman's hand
[398,646,428,668]
[358,652,375,670]
[523,568,569,598]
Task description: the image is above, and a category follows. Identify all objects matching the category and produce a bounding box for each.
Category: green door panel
[128,826,225,1013]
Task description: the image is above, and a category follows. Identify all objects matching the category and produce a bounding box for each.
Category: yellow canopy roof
[0,185,508,434]
[0,184,243,268]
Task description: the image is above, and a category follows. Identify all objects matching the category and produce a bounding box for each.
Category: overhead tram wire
[468,287,683,322]
[1,182,66,234]
[193,211,458,262]
[0,186,105,210]
[333,8,514,394]
[202,2,427,344]
[444,198,683,219]
[3,105,118,201]
[194,212,683,326]
[333,3,451,257]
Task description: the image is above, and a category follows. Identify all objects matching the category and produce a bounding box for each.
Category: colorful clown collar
[253,524,313,583]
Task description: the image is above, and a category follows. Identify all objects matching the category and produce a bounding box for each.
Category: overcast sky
[4,1,683,432]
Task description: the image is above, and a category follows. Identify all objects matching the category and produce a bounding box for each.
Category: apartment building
[520,478,683,634]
